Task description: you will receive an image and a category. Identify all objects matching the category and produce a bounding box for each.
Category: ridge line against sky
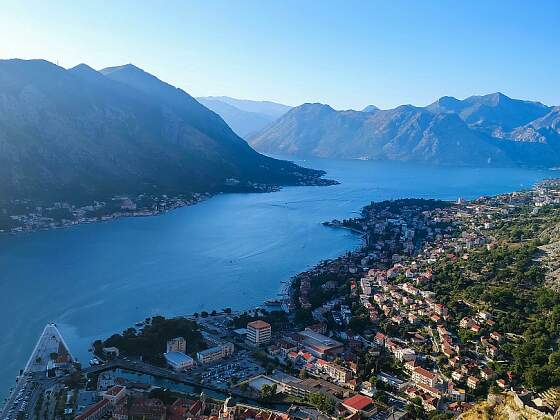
[0,0,558,110]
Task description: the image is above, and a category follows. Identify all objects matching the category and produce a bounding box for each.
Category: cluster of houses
[76,383,291,420]
[2,193,207,233]
[288,193,546,415]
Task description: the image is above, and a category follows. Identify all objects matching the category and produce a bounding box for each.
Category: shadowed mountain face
[0,59,325,205]
[250,93,560,167]
[196,96,291,138]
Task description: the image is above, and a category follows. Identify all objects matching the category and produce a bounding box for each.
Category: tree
[406,397,426,419]
[260,384,277,401]
[308,393,335,414]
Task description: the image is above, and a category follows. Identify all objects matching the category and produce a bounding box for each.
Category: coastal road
[0,373,56,420]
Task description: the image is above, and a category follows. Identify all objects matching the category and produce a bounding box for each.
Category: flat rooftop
[298,329,342,351]
[164,352,193,364]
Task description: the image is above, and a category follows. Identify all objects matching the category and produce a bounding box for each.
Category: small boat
[264,299,283,307]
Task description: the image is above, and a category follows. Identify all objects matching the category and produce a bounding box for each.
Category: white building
[164,351,194,371]
[247,320,272,346]
[412,367,438,388]
[197,342,234,364]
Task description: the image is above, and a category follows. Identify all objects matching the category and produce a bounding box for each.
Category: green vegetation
[307,392,336,414]
[95,315,205,365]
[406,397,426,419]
[231,310,289,331]
[429,205,560,391]
[259,384,277,401]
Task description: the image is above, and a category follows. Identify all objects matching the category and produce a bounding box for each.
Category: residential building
[75,400,111,420]
[412,367,438,388]
[166,337,186,353]
[324,362,352,383]
[196,342,234,364]
[467,376,480,389]
[102,386,126,405]
[247,320,272,346]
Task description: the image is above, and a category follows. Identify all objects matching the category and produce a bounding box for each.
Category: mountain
[196,96,291,138]
[250,103,511,165]
[508,107,560,144]
[426,92,550,136]
[362,105,379,112]
[0,59,326,206]
[200,96,291,118]
[250,93,560,167]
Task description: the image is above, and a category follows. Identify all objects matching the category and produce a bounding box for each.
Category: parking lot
[4,374,35,419]
[189,350,265,389]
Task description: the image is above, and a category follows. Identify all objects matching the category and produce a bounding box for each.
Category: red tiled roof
[105,385,124,396]
[248,320,271,329]
[343,394,373,411]
[75,399,109,420]
[414,367,436,380]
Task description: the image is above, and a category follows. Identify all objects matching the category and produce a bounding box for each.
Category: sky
[0,0,558,110]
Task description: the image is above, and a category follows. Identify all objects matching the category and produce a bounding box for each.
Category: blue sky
[0,0,558,110]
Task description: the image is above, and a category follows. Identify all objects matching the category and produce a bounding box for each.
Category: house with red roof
[412,367,438,388]
[342,394,376,416]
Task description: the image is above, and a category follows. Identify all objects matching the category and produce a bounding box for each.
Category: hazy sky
[1,0,558,110]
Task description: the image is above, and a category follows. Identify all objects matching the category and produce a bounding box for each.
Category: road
[85,358,289,410]
[0,372,57,420]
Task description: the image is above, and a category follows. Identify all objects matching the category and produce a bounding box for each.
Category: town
[0,175,336,234]
[0,193,210,233]
[5,180,560,420]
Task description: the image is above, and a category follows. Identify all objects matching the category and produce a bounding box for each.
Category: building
[412,367,438,388]
[164,351,194,371]
[75,400,111,420]
[342,394,376,416]
[395,347,416,362]
[282,377,350,400]
[297,329,343,358]
[114,397,166,420]
[196,342,234,364]
[102,347,120,360]
[247,320,272,346]
[102,386,127,404]
[166,337,187,353]
[324,362,352,383]
[376,371,407,390]
[467,376,480,389]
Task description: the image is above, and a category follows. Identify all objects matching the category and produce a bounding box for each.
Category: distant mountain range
[249,93,560,167]
[0,59,326,206]
[197,96,291,138]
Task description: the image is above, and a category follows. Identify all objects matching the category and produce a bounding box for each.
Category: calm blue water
[0,157,555,398]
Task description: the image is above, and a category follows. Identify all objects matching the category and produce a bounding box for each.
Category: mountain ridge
[196,96,291,138]
[249,93,560,167]
[0,59,327,207]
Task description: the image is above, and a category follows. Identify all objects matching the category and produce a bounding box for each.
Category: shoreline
[0,192,213,236]
[0,177,337,236]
